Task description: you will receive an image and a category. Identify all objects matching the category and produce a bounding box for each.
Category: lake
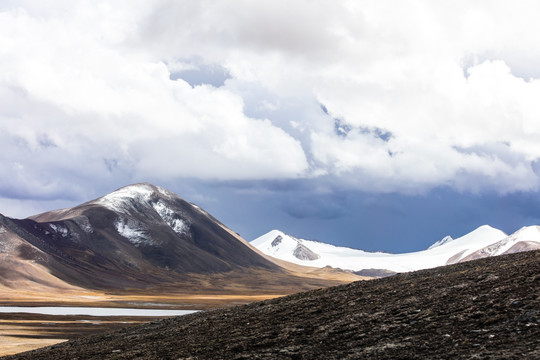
[0,306,199,317]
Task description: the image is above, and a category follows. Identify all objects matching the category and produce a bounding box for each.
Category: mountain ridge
[0,183,360,296]
[251,224,540,274]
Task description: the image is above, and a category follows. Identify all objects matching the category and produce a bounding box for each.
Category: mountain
[0,218,83,293]
[0,183,359,295]
[7,250,539,359]
[251,225,540,274]
[457,225,540,262]
[427,235,453,249]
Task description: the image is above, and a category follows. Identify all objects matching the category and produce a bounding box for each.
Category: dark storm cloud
[283,195,347,220]
[186,180,540,253]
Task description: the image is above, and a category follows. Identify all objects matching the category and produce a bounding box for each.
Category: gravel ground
[4,250,539,360]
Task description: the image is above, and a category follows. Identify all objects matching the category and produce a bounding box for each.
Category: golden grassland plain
[0,313,153,357]
[0,329,65,357]
[0,288,288,357]
[0,242,365,356]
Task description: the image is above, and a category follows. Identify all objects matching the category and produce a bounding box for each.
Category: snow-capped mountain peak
[427,235,453,250]
[251,225,538,275]
[4,183,334,294]
[87,183,196,247]
[252,230,324,261]
[251,229,286,247]
[456,225,540,262]
[425,226,506,252]
[512,225,540,240]
[455,225,507,244]
[94,183,173,214]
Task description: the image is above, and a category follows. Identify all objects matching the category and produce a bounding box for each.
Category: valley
[0,289,289,357]
[3,2,539,358]
[1,183,538,357]
[4,250,538,359]
[0,184,361,356]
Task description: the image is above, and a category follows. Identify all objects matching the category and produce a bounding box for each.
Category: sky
[1,0,540,252]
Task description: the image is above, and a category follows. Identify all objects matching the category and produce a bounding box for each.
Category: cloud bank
[1,0,540,209]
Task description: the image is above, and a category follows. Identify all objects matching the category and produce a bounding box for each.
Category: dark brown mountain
[0,218,82,293]
[0,183,360,294]
[5,250,538,359]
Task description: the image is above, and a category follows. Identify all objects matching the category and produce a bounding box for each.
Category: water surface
[0,306,199,317]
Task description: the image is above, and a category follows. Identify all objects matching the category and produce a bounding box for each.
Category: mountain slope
[0,218,83,293]
[252,225,540,273]
[0,184,358,294]
[7,250,539,359]
[459,225,540,262]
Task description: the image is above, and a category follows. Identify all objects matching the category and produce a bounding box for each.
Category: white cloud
[0,1,309,203]
[1,0,540,207]
[0,197,78,219]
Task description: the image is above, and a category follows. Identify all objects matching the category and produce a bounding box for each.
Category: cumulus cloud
[1,0,540,211]
[0,1,309,203]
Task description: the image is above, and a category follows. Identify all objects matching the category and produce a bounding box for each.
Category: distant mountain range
[2,182,538,298]
[251,225,540,275]
[0,183,358,296]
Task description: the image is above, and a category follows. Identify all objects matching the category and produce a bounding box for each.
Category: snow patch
[115,218,151,246]
[152,201,189,235]
[97,184,155,214]
[49,224,69,238]
[0,226,5,234]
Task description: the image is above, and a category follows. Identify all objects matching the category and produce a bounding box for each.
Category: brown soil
[0,313,156,357]
[0,292,289,356]
[4,250,539,359]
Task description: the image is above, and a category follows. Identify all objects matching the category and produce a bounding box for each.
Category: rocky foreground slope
[6,250,539,359]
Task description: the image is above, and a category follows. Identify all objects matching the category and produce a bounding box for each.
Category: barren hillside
[6,250,538,359]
